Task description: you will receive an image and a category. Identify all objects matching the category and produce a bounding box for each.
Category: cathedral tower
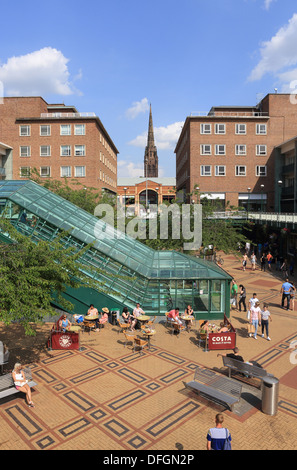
[144,104,158,177]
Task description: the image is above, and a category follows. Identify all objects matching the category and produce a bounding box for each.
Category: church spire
[144,104,158,178]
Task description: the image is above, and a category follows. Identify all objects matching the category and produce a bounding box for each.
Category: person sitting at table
[168,308,182,325]
[59,314,71,332]
[99,308,109,326]
[87,304,99,317]
[131,303,145,331]
[218,322,230,333]
[184,304,194,326]
[122,307,131,324]
[200,320,209,334]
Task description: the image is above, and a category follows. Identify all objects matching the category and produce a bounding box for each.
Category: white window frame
[19,125,30,136]
[40,125,51,136]
[256,144,267,156]
[60,145,71,157]
[200,123,212,134]
[256,123,267,135]
[74,145,86,156]
[40,166,51,177]
[235,165,246,176]
[200,144,212,155]
[20,146,31,157]
[256,165,267,177]
[235,123,246,135]
[20,166,31,177]
[40,145,51,157]
[235,144,246,156]
[75,166,86,177]
[215,123,226,135]
[215,144,226,155]
[60,124,71,136]
[60,166,71,178]
[200,165,212,176]
[215,165,226,176]
[74,124,86,135]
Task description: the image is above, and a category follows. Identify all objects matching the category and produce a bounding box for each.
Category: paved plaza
[0,253,297,451]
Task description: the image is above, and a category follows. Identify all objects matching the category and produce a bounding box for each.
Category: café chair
[123,332,134,349]
[82,321,96,334]
[172,322,186,337]
[197,329,207,349]
[133,337,148,356]
[118,321,130,335]
[147,316,157,327]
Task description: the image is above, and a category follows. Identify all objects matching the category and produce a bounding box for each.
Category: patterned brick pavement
[0,254,297,451]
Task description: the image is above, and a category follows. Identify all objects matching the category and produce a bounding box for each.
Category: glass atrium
[0,180,232,319]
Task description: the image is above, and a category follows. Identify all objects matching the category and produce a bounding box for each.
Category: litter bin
[111,311,118,325]
[261,376,279,416]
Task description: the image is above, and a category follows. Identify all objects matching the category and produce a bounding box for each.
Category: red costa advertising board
[49,331,80,350]
[208,331,236,350]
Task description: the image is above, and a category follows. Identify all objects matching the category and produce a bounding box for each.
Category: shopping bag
[246,310,250,320]
[247,323,255,334]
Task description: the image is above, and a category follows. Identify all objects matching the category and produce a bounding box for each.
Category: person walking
[206,413,232,450]
[261,303,272,341]
[251,252,256,271]
[249,301,261,339]
[266,252,273,270]
[230,280,238,309]
[238,284,247,313]
[260,253,266,272]
[242,254,248,271]
[290,284,295,311]
[281,278,294,310]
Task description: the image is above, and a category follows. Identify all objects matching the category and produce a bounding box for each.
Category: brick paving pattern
[0,253,297,450]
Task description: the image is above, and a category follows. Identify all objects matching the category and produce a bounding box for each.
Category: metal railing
[40,112,96,118]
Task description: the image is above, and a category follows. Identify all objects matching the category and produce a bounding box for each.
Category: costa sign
[208,332,236,350]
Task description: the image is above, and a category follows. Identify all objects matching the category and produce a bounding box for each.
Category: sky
[1,0,297,178]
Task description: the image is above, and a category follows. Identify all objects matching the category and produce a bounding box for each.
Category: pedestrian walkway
[0,253,296,450]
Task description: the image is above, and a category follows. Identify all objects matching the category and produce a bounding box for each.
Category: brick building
[0,97,118,192]
[175,93,297,212]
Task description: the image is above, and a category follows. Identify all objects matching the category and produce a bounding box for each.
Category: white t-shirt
[261,309,271,321]
[249,297,259,309]
[133,307,144,318]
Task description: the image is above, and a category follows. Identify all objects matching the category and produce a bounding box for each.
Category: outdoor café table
[137,315,151,324]
[140,328,156,349]
[84,315,99,321]
[69,325,81,333]
[181,315,194,332]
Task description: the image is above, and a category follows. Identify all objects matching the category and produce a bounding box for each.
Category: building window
[40,166,51,177]
[40,125,51,136]
[20,167,31,177]
[256,165,267,177]
[20,146,31,157]
[215,123,226,134]
[200,123,212,134]
[235,144,246,156]
[235,123,246,135]
[60,145,71,156]
[74,166,86,177]
[215,144,226,155]
[19,125,30,136]
[60,124,71,136]
[74,145,86,156]
[200,144,212,155]
[61,166,71,177]
[200,165,212,176]
[256,123,267,135]
[40,145,51,157]
[215,165,226,176]
[74,124,86,135]
[235,165,246,176]
[256,145,267,156]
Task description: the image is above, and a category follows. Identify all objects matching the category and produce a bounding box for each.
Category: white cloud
[249,13,297,83]
[125,98,150,119]
[117,160,144,177]
[0,47,81,96]
[264,0,276,10]
[128,121,184,150]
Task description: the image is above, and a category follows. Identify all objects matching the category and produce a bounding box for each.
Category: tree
[0,219,94,335]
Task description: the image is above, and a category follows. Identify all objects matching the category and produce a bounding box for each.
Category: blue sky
[1,0,297,178]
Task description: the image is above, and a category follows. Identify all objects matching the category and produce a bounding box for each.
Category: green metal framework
[0,180,232,319]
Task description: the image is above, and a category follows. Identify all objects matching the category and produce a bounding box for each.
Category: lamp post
[123,187,127,216]
[194,185,200,204]
[260,184,264,212]
[155,187,159,213]
[247,187,251,218]
[278,180,282,214]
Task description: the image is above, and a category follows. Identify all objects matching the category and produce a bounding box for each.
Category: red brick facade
[0,97,118,192]
[175,94,297,211]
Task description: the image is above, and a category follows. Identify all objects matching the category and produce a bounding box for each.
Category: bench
[184,367,242,412]
[0,368,37,401]
[222,356,274,388]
